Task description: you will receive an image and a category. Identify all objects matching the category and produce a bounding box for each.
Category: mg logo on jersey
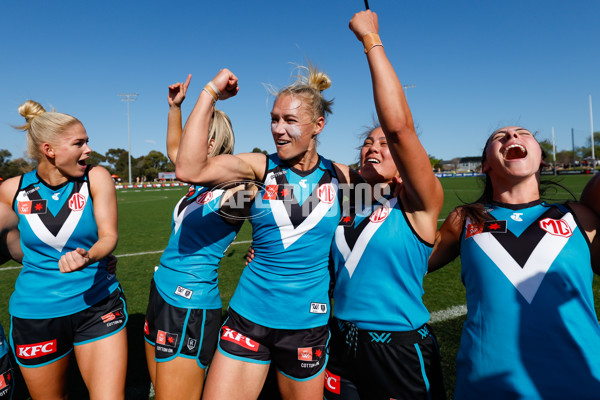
[68,193,86,211]
[196,191,213,205]
[539,218,573,238]
[370,204,390,223]
[221,326,259,352]
[17,339,57,359]
[317,183,335,204]
[325,369,341,394]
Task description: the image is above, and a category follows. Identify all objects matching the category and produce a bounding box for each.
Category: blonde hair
[208,109,235,157]
[14,100,81,162]
[277,63,334,124]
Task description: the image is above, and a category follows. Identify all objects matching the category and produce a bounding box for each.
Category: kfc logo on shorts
[317,184,336,204]
[17,339,57,359]
[156,330,178,348]
[324,369,341,394]
[369,204,390,223]
[220,326,259,352]
[298,347,313,361]
[144,320,150,335]
[196,191,214,205]
[68,193,86,211]
[539,218,573,238]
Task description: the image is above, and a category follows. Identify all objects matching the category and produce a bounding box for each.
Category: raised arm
[428,209,463,273]
[58,166,118,273]
[166,74,191,164]
[349,11,443,240]
[176,69,264,186]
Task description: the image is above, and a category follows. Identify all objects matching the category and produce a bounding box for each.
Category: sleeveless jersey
[455,201,600,399]
[229,154,341,329]
[331,196,432,330]
[154,185,241,309]
[10,169,118,318]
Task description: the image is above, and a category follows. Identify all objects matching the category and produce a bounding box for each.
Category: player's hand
[106,254,118,275]
[59,247,90,273]
[210,69,239,100]
[168,74,192,107]
[244,246,255,266]
[349,10,379,41]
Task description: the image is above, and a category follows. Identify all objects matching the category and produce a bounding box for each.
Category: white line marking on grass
[429,304,467,323]
[0,266,22,271]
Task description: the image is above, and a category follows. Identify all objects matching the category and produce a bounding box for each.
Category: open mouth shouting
[502,144,527,160]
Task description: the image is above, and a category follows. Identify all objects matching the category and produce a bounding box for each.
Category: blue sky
[1,1,598,166]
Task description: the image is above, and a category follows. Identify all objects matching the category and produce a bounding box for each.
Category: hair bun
[18,100,46,123]
[308,70,332,93]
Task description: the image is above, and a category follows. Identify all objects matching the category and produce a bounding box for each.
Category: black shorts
[144,280,221,368]
[217,308,329,381]
[0,349,13,399]
[325,319,446,400]
[10,286,127,367]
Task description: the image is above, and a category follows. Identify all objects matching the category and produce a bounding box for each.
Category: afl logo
[317,184,335,204]
[196,191,213,205]
[68,193,86,211]
[539,218,572,238]
[370,204,390,223]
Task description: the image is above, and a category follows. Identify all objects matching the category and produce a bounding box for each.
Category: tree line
[0,148,172,182]
[1,134,598,181]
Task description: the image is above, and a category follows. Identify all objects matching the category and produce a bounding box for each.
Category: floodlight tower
[118,93,138,186]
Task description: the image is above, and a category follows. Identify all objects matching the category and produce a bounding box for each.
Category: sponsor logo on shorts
[17,339,57,359]
[156,330,178,348]
[187,338,197,350]
[298,346,324,361]
[324,369,340,394]
[68,193,87,212]
[309,302,328,314]
[539,218,573,238]
[220,326,259,352]
[144,320,149,335]
[0,371,9,390]
[174,285,193,300]
[101,308,124,323]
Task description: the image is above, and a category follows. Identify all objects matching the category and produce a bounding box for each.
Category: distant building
[440,156,482,172]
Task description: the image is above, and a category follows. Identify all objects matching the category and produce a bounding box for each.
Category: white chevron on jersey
[17,183,90,252]
[335,197,397,278]
[265,172,338,249]
[470,213,577,303]
[172,189,224,234]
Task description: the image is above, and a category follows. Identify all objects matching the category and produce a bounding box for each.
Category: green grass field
[0,174,596,399]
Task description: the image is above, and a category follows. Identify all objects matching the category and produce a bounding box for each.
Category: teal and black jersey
[229,154,341,329]
[154,185,241,309]
[331,195,432,331]
[10,168,118,319]
[455,201,600,399]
